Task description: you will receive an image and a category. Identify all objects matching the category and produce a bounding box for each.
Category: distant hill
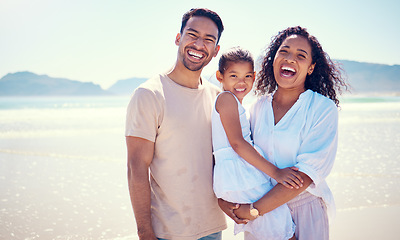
[0,72,109,96]
[107,76,219,95]
[338,60,400,94]
[107,60,400,95]
[107,77,148,95]
[1,60,399,96]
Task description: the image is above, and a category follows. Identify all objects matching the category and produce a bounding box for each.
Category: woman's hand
[218,198,249,224]
[274,166,304,189]
[232,203,257,221]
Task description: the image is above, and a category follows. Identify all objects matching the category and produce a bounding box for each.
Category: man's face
[175,16,220,72]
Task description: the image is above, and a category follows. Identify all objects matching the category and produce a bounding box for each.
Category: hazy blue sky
[1,0,399,88]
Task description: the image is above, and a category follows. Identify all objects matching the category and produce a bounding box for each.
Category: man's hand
[137,226,157,240]
[217,198,249,224]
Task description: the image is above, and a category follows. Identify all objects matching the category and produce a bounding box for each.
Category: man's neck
[167,63,203,89]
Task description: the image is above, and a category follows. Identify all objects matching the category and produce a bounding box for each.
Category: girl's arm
[231,98,339,221]
[216,92,302,189]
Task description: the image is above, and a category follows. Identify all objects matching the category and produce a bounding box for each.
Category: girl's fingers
[284,178,301,189]
[293,172,304,183]
[290,175,303,188]
[288,166,304,183]
[281,181,294,189]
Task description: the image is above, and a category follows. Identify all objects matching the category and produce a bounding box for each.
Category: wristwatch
[249,203,260,218]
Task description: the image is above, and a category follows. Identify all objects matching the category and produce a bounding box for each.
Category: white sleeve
[295,101,338,187]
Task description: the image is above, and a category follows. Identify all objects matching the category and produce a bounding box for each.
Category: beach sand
[330,206,400,240]
[0,152,134,240]
[1,97,399,239]
[1,152,398,240]
[225,206,400,240]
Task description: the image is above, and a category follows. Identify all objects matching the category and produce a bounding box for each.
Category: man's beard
[181,47,210,72]
[182,58,207,72]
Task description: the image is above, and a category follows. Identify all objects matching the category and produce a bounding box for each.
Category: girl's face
[216,61,255,103]
[273,35,315,91]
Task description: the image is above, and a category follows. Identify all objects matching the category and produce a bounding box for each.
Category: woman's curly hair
[256,26,348,106]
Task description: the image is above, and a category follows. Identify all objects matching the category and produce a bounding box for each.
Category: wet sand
[1,97,399,239]
[330,206,399,240]
[0,152,135,240]
[1,152,398,240]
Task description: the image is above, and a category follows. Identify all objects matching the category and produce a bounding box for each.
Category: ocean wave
[329,172,400,178]
[0,149,120,163]
[337,203,400,212]
[0,128,122,139]
[0,96,130,110]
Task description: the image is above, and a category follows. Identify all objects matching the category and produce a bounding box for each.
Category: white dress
[212,91,295,240]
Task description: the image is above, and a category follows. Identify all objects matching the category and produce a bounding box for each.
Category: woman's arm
[233,172,313,220]
[216,92,302,188]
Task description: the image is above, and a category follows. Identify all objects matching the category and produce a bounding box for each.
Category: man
[126,8,226,240]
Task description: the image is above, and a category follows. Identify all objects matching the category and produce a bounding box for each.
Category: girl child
[212,47,303,240]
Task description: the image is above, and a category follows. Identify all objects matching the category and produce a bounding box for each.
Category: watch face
[250,208,259,217]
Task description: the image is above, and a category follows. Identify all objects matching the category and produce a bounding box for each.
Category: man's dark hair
[180,8,224,43]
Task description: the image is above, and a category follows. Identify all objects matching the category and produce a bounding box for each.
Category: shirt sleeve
[295,100,338,188]
[125,87,163,142]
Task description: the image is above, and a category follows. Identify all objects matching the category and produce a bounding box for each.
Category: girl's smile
[216,61,255,103]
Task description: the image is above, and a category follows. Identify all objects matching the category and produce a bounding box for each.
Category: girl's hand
[218,198,249,224]
[274,167,303,189]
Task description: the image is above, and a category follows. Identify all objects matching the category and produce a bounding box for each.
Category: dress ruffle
[213,147,272,203]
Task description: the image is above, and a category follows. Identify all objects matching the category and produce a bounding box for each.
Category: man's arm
[126,136,157,240]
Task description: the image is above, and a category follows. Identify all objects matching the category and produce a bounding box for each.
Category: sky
[1,0,399,89]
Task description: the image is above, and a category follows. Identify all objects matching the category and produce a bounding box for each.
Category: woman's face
[273,35,315,91]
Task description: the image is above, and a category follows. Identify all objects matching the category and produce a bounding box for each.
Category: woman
[218,26,348,240]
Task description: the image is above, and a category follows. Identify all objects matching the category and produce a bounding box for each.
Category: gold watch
[249,203,260,218]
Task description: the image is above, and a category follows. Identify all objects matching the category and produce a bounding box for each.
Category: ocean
[0,95,399,240]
